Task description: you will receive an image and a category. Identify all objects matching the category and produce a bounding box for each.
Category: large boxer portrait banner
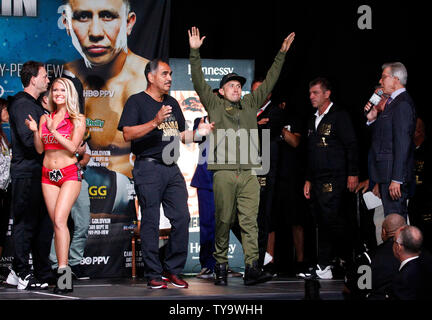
[0,0,170,278]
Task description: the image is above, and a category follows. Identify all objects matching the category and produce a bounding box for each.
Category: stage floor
[0,275,345,300]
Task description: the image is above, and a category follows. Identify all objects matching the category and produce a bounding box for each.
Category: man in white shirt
[303,77,359,280]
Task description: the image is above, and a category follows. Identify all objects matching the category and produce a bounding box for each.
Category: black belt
[139,157,176,166]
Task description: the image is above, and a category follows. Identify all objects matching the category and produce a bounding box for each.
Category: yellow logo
[89,186,107,197]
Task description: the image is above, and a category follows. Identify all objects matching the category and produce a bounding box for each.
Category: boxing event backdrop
[0,0,251,277]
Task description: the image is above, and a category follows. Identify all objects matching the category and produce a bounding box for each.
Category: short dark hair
[21,61,44,88]
[309,77,332,92]
[144,58,168,82]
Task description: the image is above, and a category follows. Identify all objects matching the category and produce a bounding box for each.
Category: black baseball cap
[219,73,246,89]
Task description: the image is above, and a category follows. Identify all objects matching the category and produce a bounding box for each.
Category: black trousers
[311,176,354,267]
[0,187,11,248]
[133,160,190,280]
[257,172,277,267]
[11,178,53,279]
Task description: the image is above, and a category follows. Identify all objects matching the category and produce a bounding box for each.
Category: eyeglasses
[393,239,404,246]
[381,73,393,80]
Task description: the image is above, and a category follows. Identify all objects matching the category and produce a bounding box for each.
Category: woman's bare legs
[42,181,81,268]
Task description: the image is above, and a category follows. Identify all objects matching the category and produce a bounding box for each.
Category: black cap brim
[220,75,246,89]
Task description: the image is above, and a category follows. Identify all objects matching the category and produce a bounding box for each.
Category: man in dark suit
[365,62,417,218]
[343,213,406,299]
[303,77,359,279]
[391,225,423,299]
[367,214,406,299]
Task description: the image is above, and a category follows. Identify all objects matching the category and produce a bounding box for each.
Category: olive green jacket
[189,48,286,171]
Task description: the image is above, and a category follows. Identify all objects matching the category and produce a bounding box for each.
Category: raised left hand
[188,26,206,49]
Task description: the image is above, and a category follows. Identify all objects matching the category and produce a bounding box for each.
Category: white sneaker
[17,273,36,290]
[17,273,30,290]
[314,264,333,280]
[263,252,273,266]
[6,269,19,286]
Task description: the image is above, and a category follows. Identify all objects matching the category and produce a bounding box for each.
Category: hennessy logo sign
[187,64,234,76]
[0,0,37,16]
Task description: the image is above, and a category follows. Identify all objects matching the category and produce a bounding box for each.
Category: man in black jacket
[252,78,284,271]
[5,61,53,290]
[303,77,359,280]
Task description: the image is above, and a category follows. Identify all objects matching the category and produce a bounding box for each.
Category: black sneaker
[0,266,10,281]
[295,262,312,279]
[70,264,90,280]
[18,272,48,290]
[244,261,273,286]
[263,262,277,278]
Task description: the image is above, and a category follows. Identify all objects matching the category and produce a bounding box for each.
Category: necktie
[385,96,393,107]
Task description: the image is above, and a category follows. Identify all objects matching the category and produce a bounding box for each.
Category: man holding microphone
[365,62,416,219]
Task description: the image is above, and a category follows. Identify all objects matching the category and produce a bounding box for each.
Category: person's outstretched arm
[188,26,219,111]
[248,32,295,109]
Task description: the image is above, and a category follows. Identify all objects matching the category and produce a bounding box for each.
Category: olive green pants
[212,170,260,266]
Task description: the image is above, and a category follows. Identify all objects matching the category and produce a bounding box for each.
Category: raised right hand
[188,26,206,49]
[280,32,295,53]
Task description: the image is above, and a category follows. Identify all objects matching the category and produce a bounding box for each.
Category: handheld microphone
[364,88,383,115]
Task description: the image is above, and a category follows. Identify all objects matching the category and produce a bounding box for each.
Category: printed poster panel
[0,1,254,277]
[0,0,170,278]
